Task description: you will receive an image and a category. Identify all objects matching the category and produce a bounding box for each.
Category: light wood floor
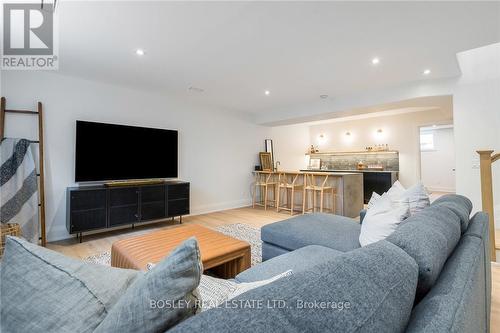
[48,206,500,331]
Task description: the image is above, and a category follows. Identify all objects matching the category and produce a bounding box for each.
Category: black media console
[66,181,189,242]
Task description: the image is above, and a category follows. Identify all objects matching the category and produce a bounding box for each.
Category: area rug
[83,223,262,267]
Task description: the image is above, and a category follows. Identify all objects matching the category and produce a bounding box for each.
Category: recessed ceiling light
[423,69,431,75]
[135,49,145,56]
[320,94,329,99]
[371,57,380,65]
[264,90,270,96]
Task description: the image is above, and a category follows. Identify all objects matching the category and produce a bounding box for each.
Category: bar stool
[252,171,278,210]
[276,172,303,215]
[302,173,336,214]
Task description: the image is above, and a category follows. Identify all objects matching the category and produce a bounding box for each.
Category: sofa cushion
[261,213,361,252]
[170,240,418,333]
[405,236,487,333]
[0,236,140,332]
[431,194,473,232]
[236,245,343,283]
[94,237,202,332]
[261,242,291,261]
[386,205,461,302]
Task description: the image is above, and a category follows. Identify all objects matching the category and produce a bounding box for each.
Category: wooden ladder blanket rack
[0,97,47,246]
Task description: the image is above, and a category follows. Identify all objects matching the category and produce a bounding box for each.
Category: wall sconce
[343,131,354,143]
[374,128,386,141]
[317,133,327,145]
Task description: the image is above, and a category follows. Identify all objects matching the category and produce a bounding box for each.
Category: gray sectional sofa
[172,195,491,332]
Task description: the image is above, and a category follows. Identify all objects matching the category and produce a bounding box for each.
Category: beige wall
[270,124,310,171]
[308,110,453,187]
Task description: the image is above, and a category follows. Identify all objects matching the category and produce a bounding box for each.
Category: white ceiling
[56,1,500,114]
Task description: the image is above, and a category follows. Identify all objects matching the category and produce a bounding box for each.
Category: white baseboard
[46,198,252,242]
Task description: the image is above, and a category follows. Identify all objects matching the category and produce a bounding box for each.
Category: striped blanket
[0,138,39,243]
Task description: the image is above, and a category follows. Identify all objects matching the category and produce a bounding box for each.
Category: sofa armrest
[360,209,367,224]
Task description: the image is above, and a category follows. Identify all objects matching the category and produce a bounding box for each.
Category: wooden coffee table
[111,224,251,278]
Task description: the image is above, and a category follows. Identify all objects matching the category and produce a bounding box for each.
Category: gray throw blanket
[0,138,39,242]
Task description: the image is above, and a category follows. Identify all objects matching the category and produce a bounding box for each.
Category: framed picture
[309,158,321,170]
[264,139,274,167]
[259,152,273,171]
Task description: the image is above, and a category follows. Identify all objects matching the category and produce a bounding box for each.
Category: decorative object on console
[259,152,273,171]
[309,145,319,154]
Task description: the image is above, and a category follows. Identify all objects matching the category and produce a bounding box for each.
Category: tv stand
[66,181,189,242]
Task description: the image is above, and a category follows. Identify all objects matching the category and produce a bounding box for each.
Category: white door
[420,125,456,193]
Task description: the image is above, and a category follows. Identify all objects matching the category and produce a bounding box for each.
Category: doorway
[419,124,456,199]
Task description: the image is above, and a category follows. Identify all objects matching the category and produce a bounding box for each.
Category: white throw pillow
[367,180,430,216]
[366,192,381,209]
[403,182,430,215]
[359,193,410,247]
[386,180,406,200]
[198,270,293,311]
[146,263,292,311]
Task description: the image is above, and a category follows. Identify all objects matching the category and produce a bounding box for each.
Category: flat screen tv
[75,121,178,182]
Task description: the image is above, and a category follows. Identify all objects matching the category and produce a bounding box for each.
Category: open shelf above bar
[306,150,399,156]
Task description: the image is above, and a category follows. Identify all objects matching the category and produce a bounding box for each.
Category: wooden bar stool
[252,171,278,210]
[302,173,336,214]
[276,172,303,215]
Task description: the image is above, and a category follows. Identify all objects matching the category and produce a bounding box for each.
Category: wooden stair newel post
[477,150,499,262]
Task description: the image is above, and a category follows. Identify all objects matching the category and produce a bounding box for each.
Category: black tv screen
[75,121,178,182]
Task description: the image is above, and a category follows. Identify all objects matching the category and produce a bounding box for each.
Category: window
[420,133,435,151]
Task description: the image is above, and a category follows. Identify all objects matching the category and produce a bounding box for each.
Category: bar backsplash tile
[312,152,399,171]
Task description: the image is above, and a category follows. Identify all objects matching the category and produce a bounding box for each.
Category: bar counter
[253,170,363,218]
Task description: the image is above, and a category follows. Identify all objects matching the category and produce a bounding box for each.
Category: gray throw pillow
[94,237,202,332]
[1,236,140,332]
[0,236,202,333]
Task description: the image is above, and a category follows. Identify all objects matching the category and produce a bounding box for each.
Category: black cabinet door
[167,199,189,217]
[70,189,106,211]
[363,173,394,203]
[108,187,139,226]
[140,185,166,221]
[167,183,189,200]
[70,209,107,233]
[69,189,107,233]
